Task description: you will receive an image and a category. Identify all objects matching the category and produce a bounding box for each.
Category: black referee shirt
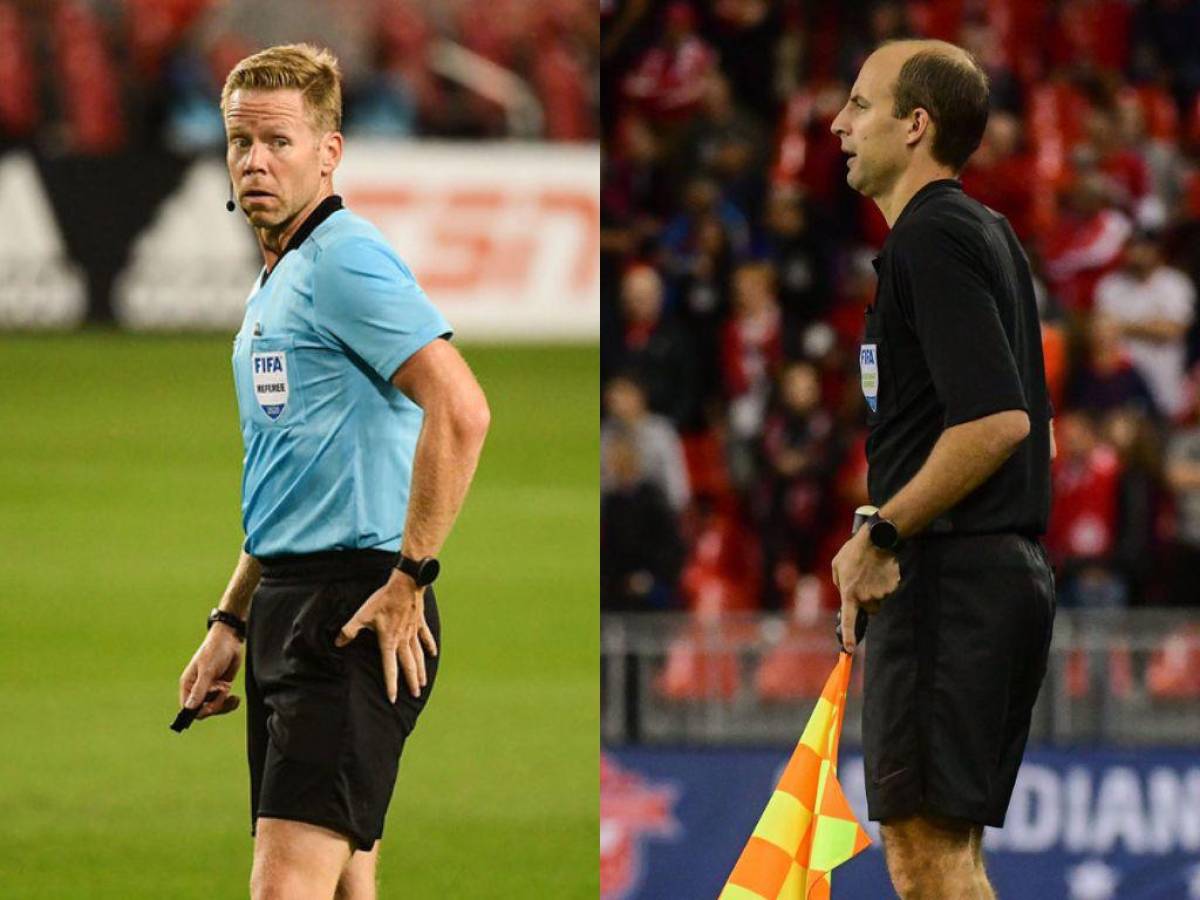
[862,179,1052,536]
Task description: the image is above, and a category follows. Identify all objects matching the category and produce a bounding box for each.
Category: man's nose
[831,113,846,137]
[243,140,268,173]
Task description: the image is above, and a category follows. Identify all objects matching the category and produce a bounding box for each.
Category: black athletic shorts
[862,533,1054,827]
[245,550,440,851]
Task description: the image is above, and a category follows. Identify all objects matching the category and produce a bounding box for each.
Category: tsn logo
[344,186,598,301]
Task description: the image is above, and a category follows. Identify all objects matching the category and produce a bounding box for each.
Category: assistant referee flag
[720,654,871,900]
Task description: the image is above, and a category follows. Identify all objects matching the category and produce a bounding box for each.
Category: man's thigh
[252,817,354,900]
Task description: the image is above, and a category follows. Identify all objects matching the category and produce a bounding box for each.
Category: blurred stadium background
[0,1,597,897]
[600,1,1200,898]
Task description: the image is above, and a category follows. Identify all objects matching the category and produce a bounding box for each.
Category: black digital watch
[396,554,440,587]
[865,512,901,552]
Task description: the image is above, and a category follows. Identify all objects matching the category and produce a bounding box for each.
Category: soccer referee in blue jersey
[176,44,489,899]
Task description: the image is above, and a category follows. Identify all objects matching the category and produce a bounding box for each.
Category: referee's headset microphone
[226,183,236,212]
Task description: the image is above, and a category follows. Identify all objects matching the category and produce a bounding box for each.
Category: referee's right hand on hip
[178,626,243,720]
[335,572,438,703]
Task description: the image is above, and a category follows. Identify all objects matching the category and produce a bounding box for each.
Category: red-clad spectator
[679,494,762,614]
[0,1,38,139]
[961,111,1036,239]
[1045,411,1123,569]
[532,5,596,141]
[721,263,783,431]
[1165,383,1200,606]
[754,360,838,607]
[621,2,715,125]
[1043,172,1133,312]
[1075,106,1154,222]
[1050,0,1132,72]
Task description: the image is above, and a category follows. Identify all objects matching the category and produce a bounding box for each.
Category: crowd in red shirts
[0,0,597,153]
[601,0,1200,623]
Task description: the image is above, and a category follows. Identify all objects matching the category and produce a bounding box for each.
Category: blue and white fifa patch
[251,351,289,420]
[860,343,878,412]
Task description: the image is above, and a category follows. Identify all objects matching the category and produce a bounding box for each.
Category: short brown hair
[891,46,989,171]
[220,43,342,133]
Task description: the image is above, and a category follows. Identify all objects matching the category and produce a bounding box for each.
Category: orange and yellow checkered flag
[720,653,871,900]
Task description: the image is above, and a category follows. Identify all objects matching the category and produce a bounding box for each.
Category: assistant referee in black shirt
[829,39,1056,898]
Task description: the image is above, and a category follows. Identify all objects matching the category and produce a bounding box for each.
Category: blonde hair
[221,43,342,133]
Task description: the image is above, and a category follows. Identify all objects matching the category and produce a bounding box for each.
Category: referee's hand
[831,527,900,654]
[335,574,438,702]
[178,627,243,720]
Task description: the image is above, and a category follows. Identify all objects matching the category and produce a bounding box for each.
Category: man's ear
[320,131,344,178]
[907,108,933,148]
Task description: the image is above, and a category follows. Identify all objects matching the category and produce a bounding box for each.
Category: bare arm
[1166,460,1200,491]
[879,409,1032,538]
[391,339,491,559]
[217,549,261,620]
[336,338,490,701]
[1118,318,1188,344]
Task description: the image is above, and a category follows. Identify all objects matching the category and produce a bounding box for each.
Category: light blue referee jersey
[231,196,452,558]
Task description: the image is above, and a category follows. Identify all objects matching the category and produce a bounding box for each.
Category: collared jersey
[232,197,452,557]
[862,179,1052,535]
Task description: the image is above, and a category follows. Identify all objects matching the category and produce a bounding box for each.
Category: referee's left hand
[831,528,900,654]
[334,574,438,702]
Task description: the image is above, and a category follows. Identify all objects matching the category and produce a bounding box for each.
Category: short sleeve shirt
[232,196,452,557]
[862,179,1052,535]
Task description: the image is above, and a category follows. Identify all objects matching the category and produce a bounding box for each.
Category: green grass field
[0,333,597,898]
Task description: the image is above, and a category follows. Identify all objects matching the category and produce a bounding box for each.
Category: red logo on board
[600,753,680,899]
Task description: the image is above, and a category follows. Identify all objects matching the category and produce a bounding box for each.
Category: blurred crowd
[0,0,597,154]
[601,0,1200,621]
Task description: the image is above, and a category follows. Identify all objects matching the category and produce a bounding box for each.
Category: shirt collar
[891,178,961,231]
[261,194,344,285]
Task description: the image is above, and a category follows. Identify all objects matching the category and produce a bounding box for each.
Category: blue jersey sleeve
[313,237,452,382]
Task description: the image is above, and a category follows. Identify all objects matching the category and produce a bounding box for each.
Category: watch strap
[207,608,247,641]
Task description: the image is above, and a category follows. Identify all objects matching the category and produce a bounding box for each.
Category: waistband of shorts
[913,529,1042,542]
[256,549,398,582]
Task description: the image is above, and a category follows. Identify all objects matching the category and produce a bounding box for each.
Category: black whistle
[170,690,219,733]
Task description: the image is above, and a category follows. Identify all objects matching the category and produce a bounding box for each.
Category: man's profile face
[830,47,912,198]
[224,88,336,232]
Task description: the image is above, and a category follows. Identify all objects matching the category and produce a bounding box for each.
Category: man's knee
[335,842,379,900]
[252,818,354,900]
[881,814,977,899]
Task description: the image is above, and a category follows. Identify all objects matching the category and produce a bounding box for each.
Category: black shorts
[862,533,1054,827]
[245,550,440,851]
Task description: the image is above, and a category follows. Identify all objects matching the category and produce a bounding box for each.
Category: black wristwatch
[207,608,247,641]
[865,512,901,552]
[396,554,440,587]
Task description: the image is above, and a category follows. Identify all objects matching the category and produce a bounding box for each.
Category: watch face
[870,519,899,550]
[416,558,440,586]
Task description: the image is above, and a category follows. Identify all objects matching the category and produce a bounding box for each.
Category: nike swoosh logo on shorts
[873,766,910,786]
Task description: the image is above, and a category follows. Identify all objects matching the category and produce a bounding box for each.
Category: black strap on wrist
[207,608,247,641]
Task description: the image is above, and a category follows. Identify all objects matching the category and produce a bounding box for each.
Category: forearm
[217,549,261,619]
[1120,319,1186,343]
[400,407,488,559]
[1167,462,1200,491]
[879,410,1030,538]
